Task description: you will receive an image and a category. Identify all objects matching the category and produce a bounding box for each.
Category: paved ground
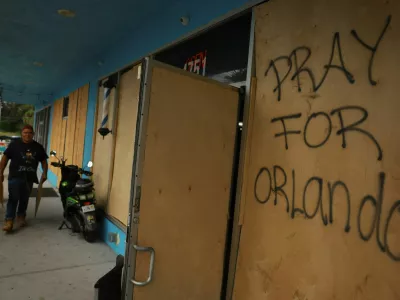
[0,167,116,300]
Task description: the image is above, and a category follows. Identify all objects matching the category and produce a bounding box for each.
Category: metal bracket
[134,186,141,213]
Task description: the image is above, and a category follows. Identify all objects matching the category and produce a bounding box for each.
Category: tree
[0,102,34,132]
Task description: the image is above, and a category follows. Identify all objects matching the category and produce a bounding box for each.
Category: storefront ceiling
[0,0,176,104]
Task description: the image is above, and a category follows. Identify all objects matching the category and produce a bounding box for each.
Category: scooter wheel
[83,229,97,243]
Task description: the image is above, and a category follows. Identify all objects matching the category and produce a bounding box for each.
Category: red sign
[183,50,207,76]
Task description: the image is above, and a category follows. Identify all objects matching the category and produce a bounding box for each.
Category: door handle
[131,245,155,286]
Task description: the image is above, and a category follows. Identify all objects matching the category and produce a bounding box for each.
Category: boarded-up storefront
[92,65,141,223]
[108,65,141,225]
[34,106,51,152]
[49,84,89,184]
[92,80,116,209]
[49,98,65,184]
[233,0,400,299]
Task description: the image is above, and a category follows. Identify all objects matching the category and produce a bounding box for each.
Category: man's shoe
[16,216,27,227]
[2,220,13,232]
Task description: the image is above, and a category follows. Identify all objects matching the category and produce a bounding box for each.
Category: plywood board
[91,81,104,174]
[73,84,89,166]
[57,118,68,186]
[238,77,257,226]
[49,99,62,176]
[233,0,400,299]
[92,84,116,209]
[49,85,88,185]
[133,64,239,300]
[64,90,78,164]
[108,66,141,225]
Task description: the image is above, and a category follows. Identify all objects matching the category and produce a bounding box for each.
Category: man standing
[1,125,48,232]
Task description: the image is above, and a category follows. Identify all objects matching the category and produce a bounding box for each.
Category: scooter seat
[76,178,93,188]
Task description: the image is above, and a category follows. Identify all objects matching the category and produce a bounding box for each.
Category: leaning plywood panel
[233,0,400,299]
[64,89,78,164]
[108,66,141,225]
[73,84,89,166]
[56,101,64,182]
[57,118,68,185]
[92,84,115,209]
[133,64,239,300]
[49,99,63,179]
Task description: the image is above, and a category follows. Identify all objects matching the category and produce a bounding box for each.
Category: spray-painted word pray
[265,15,391,101]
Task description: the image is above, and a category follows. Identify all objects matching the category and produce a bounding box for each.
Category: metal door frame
[123,57,154,300]
[225,8,256,299]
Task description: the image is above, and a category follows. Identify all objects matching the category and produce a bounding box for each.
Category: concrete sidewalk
[0,169,116,300]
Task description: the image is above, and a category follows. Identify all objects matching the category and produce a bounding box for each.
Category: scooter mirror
[87,161,93,168]
[50,150,57,156]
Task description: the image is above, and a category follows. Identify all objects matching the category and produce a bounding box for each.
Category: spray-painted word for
[271,105,383,161]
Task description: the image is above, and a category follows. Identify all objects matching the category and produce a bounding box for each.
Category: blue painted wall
[48,169,58,187]
[100,217,127,256]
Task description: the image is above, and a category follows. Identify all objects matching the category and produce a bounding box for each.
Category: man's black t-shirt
[4,139,48,183]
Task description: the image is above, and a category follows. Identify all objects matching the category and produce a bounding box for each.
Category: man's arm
[0,155,9,182]
[40,160,48,183]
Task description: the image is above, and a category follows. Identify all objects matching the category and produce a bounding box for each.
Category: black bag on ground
[94,254,124,300]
